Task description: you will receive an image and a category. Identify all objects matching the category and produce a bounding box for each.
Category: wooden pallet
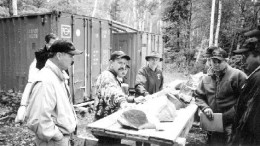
[87,103,198,146]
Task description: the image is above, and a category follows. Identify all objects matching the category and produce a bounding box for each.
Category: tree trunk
[189,0,192,49]
[209,0,216,46]
[214,0,222,47]
[133,0,138,29]
[9,0,17,16]
[177,28,180,50]
[92,0,98,17]
[149,17,153,32]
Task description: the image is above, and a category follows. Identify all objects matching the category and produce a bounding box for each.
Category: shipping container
[0,11,163,104]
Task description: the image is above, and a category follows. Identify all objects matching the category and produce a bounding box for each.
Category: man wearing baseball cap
[194,47,247,145]
[25,40,83,146]
[232,31,260,145]
[93,51,133,144]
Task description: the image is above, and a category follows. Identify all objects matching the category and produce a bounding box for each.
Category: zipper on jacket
[215,75,220,112]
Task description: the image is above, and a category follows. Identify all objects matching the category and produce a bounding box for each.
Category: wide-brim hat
[145,52,163,61]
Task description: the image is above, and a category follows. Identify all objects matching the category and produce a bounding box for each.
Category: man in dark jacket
[232,29,260,145]
[194,47,247,145]
[35,33,58,69]
[135,51,164,98]
[28,33,58,82]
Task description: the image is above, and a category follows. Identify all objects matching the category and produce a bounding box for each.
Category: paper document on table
[200,113,223,132]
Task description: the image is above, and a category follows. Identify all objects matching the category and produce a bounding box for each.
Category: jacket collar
[45,60,68,81]
[108,68,117,77]
[147,65,158,72]
[208,65,228,78]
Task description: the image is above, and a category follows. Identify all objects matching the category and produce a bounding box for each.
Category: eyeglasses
[211,58,223,64]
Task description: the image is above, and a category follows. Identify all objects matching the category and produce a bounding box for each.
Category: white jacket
[26,60,77,142]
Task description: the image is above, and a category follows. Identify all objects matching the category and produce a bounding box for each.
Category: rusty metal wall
[0,14,53,92]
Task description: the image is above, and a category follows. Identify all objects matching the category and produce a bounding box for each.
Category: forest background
[1,0,259,75]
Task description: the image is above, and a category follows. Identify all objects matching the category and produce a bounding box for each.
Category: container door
[2,19,14,90]
[141,33,148,67]
[58,15,76,101]
[100,21,110,72]
[147,33,152,55]
[90,19,101,91]
[58,15,73,41]
[0,20,4,90]
[86,19,91,100]
[72,17,86,104]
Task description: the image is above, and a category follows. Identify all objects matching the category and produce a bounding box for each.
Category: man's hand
[134,96,146,104]
[203,108,214,120]
[120,102,135,109]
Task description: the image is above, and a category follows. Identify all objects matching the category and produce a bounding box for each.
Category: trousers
[35,135,71,146]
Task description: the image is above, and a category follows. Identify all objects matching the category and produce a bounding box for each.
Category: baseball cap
[204,46,218,58]
[205,46,228,60]
[233,37,259,54]
[110,51,131,61]
[49,40,83,55]
[210,47,228,61]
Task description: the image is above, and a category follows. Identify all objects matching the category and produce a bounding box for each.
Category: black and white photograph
[1,0,260,146]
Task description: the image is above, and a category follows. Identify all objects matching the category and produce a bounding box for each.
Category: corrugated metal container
[112,32,163,88]
[0,11,163,104]
[0,14,53,92]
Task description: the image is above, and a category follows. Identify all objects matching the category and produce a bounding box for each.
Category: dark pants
[97,136,121,145]
[207,125,232,146]
[136,141,150,146]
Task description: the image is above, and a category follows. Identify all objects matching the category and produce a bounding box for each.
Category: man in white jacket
[26,40,82,146]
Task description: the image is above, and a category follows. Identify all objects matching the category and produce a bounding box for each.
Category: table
[87,103,198,146]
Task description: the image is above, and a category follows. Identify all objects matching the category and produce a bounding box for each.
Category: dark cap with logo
[110,51,131,61]
[49,40,83,55]
[211,48,228,61]
[233,37,259,54]
[205,46,228,60]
